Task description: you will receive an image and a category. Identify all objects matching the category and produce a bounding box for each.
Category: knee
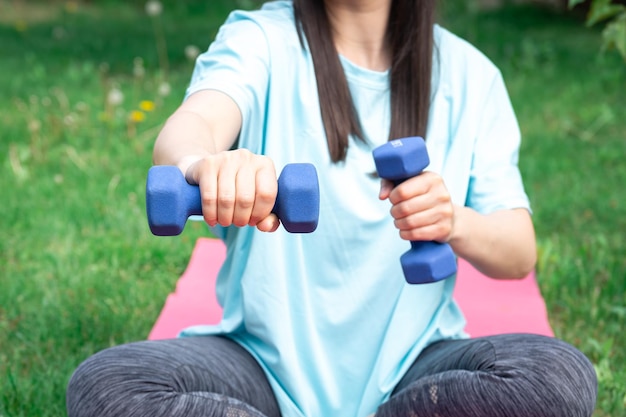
[66,347,118,417]
[496,334,598,416]
[546,337,598,416]
[66,344,151,417]
[66,350,99,416]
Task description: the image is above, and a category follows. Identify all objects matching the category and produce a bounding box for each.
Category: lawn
[1,1,624,416]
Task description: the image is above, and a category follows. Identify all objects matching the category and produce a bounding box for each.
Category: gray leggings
[66,333,597,417]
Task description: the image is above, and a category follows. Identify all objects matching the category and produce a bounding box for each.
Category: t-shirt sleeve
[185,12,270,123]
[465,70,532,214]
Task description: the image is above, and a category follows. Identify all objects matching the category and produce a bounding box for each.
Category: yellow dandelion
[139,100,156,112]
[130,110,146,123]
[15,20,28,33]
[65,1,79,13]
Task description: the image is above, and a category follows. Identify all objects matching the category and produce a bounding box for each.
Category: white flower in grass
[133,57,145,78]
[64,113,78,127]
[133,65,145,78]
[184,45,201,61]
[145,1,163,17]
[107,87,124,106]
[75,101,89,113]
[158,82,171,97]
[28,119,41,133]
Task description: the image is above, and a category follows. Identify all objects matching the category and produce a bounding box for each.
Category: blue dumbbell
[146,163,319,236]
[373,137,457,284]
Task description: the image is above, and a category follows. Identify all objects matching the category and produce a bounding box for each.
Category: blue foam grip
[373,137,457,284]
[146,163,319,236]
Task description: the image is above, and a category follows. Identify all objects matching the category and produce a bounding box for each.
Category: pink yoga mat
[149,238,553,340]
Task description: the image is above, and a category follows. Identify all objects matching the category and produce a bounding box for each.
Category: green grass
[1,1,624,416]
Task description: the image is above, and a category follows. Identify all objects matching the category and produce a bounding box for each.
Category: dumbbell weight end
[273,163,320,233]
[147,166,202,236]
[401,241,457,284]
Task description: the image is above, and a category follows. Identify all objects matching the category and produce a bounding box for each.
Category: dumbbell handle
[373,137,457,283]
[146,163,319,236]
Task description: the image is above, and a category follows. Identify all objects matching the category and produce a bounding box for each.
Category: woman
[66,1,597,416]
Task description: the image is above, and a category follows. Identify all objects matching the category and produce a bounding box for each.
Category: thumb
[379,179,394,200]
[256,213,280,233]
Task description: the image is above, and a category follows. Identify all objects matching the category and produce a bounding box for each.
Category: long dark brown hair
[293,0,436,163]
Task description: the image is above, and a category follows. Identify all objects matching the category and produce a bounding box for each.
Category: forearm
[448,206,536,279]
[152,90,242,177]
[153,110,216,175]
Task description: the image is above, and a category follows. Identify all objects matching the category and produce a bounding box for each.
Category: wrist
[447,205,476,251]
[177,155,208,184]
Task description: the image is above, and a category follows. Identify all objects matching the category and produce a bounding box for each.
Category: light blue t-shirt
[180,2,530,417]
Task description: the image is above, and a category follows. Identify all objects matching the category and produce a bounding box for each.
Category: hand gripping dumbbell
[373,137,457,284]
[146,163,320,236]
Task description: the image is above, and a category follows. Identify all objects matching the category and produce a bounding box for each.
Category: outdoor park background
[1,0,624,415]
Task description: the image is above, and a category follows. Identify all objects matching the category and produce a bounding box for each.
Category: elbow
[517,238,538,278]
[497,249,537,280]
[509,260,536,280]
[522,250,538,278]
[505,221,537,279]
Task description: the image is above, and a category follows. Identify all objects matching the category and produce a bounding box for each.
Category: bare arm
[153,90,242,174]
[448,206,536,279]
[153,90,280,232]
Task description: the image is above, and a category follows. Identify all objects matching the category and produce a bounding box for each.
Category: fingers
[249,164,278,227]
[188,149,279,230]
[383,172,455,242]
[393,206,454,242]
[215,160,238,226]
